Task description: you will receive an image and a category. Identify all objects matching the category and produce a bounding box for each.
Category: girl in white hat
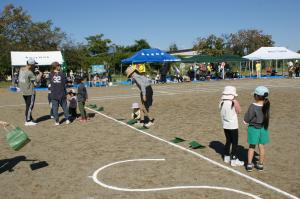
[219,86,244,166]
[131,102,141,121]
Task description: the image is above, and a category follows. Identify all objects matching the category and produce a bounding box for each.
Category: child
[131,102,141,121]
[77,77,88,122]
[126,66,154,128]
[244,86,270,172]
[67,89,77,121]
[219,86,244,166]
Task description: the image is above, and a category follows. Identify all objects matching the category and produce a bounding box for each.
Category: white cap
[131,103,139,109]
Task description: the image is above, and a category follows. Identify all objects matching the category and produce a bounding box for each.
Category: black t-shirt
[49,71,67,100]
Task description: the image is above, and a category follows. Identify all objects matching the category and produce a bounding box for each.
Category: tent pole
[282,60,284,76]
[239,62,241,78]
[276,60,278,74]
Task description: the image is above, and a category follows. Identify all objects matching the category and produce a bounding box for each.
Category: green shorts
[247,126,270,145]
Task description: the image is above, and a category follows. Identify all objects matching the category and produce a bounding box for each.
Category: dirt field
[0,78,299,199]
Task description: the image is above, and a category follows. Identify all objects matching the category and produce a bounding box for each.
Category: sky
[1,0,300,51]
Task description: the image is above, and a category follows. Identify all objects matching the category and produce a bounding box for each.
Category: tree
[297,50,300,54]
[193,34,226,55]
[128,39,151,52]
[85,34,111,56]
[169,43,178,52]
[228,29,274,56]
[0,4,66,78]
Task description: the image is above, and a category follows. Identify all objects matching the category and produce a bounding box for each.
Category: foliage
[0,4,66,78]
[169,43,178,52]
[193,29,275,56]
[85,34,111,56]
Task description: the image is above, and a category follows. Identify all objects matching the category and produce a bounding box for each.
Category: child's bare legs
[248,145,255,164]
[258,144,265,164]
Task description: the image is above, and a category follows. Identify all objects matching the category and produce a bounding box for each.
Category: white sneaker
[231,159,244,167]
[25,121,37,126]
[50,116,54,119]
[224,155,230,163]
[65,120,70,124]
[55,122,60,126]
[144,122,153,128]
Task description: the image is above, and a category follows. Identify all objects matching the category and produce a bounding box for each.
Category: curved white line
[92,158,262,199]
[87,107,299,199]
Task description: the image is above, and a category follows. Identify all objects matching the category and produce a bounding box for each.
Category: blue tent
[121,48,181,64]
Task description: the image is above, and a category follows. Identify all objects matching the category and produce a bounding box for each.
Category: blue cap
[254,86,269,97]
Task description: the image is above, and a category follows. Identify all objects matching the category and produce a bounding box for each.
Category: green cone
[189,141,205,149]
[95,107,104,111]
[127,119,138,125]
[171,137,185,143]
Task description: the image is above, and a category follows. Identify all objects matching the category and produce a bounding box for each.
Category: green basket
[6,127,30,151]
[127,119,138,125]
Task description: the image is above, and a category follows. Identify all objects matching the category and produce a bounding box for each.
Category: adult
[18,58,42,126]
[255,61,261,78]
[287,61,294,78]
[294,60,299,77]
[49,62,70,125]
[126,66,154,127]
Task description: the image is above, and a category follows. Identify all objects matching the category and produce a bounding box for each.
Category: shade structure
[181,54,216,63]
[243,47,300,60]
[121,48,181,64]
[181,54,245,63]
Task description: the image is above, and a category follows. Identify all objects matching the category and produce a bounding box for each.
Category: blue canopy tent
[121,48,181,64]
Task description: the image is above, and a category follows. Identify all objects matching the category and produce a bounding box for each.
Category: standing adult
[255,61,261,78]
[18,58,42,126]
[294,60,299,77]
[126,66,154,127]
[49,62,70,125]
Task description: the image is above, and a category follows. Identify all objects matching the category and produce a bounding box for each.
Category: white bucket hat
[222,86,238,100]
[131,102,139,109]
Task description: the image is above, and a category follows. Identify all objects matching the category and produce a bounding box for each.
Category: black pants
[69,107,77,119]
[23,95,35,122]
[224,129,238,159]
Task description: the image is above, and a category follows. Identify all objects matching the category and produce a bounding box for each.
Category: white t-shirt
[219,100,239,129]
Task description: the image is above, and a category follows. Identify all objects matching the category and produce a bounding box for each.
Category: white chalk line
[86,107,299,199]
[92,158,262,199]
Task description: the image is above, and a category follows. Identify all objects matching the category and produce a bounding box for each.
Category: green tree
[228,29,274,56]
[0,4,66,78]
[297,50,300,53]
[169,43,178,52]
[85,34,111,56]
[128,39,151,52]
[193,34,225,55]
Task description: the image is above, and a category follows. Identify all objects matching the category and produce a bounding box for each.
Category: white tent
[11,51,63,66]
[243,47,300,60]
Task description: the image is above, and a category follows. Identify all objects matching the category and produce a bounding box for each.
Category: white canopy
[243,47,300,60]
[11,51,63,66]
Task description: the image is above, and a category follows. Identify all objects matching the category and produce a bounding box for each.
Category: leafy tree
[169,43,178,52]
[193,34,225,55]
[128,39,151,52]
[85,34,111,56]
[297,50,300,53]
[0,4,66,78]
[228,29,274,56]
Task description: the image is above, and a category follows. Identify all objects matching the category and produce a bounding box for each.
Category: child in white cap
[131,102,141,121]
[219,86,244,166]
[244,86,270,172]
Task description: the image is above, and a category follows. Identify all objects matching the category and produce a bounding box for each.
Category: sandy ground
[0,78,299,199]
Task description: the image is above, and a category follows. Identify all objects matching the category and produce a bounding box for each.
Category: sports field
[0,78,299,199]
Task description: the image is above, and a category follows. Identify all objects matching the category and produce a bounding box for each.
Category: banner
[91,65,106,74]
[11,51,63,66]
[133,63,146,73]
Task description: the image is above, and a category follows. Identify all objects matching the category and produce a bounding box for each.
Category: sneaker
[25,121,37,126]
[144,122,153,128]
[224,155,230,164]
[50,116,54,119]
[246,163,254,172]
[231,159,244,167]
[66,120,70,124]
[256,163,264,171]
[55,122,60,126]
